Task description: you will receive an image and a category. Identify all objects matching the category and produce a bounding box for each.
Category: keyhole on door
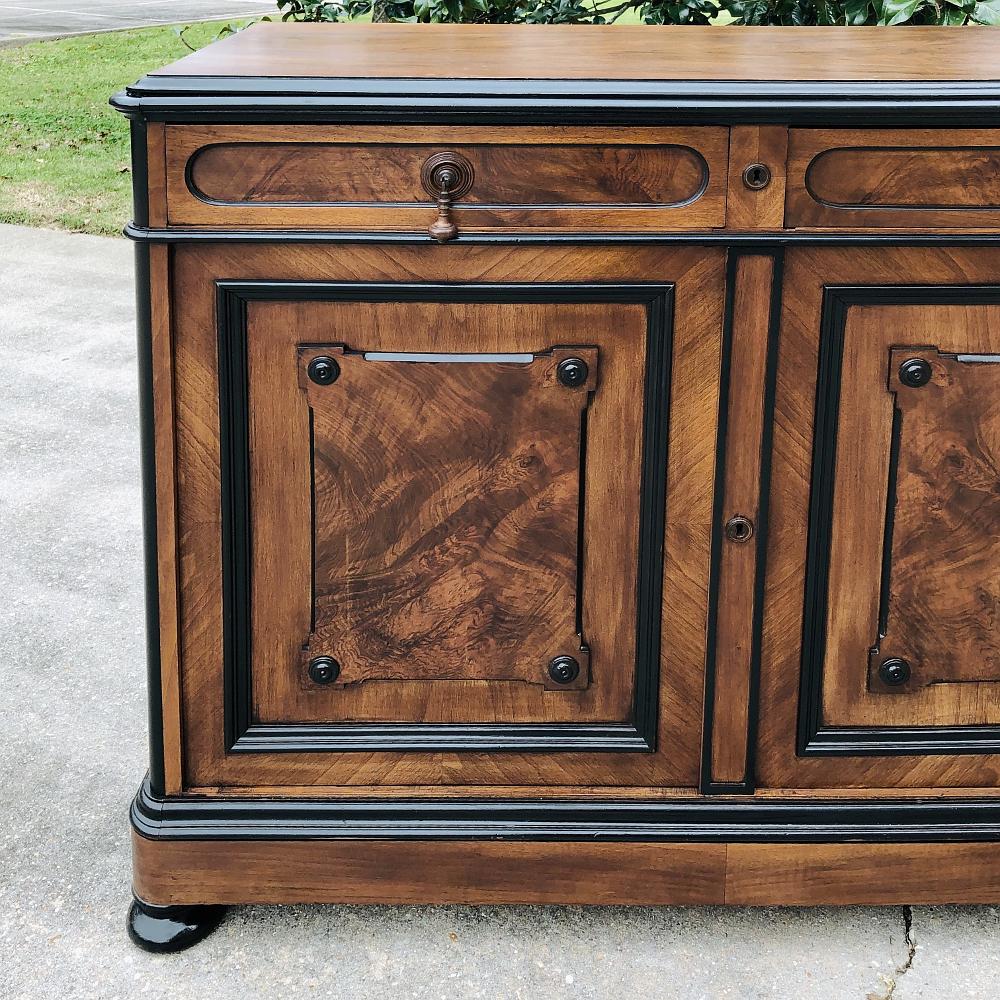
[742,163,772,191]
[725,514,755,543]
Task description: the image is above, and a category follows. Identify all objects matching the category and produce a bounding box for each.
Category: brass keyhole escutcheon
[725,514,755,543]
[742,163,772,191]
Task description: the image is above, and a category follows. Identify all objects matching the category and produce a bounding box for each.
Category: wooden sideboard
[113,23,1000,951]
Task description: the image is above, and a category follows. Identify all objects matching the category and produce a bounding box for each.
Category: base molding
[132,777,1000,906]
[133,830,1000,906]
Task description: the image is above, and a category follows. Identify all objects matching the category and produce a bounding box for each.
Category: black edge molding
[131,777,1000,843]
[701,248,784,795]
[111,78,1000,127]
[124,225,1000,248]
[217,281,672,755]
[798,284,1000,757]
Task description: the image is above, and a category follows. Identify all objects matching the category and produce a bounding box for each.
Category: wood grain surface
[787,129,1000,229]
[869,347,1000,692]
[148,244,183,795]
[725,127,788,231]
[250,301,632,728]
[707,254,776,785]
[150,23,1000,83]
[759,247,1000,790]
[165,125,728,232]
[189,142,709,206]
[170,243,724,790]
[297,344,595,693]
[133,830,1000,906]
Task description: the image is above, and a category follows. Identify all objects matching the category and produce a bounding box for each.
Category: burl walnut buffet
[113,23,1000,950]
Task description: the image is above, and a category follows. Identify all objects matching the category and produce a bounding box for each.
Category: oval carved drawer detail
[787,129,1000,229]
[164,125,729,231]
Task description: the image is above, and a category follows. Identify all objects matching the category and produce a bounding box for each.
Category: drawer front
[164,125,729,232]
[787,129,1000,229]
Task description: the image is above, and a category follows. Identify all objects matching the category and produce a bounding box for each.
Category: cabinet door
[760,247,1000,790]
[170,244,725,790]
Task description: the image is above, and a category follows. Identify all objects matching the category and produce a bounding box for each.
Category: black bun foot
[127,896,228,953]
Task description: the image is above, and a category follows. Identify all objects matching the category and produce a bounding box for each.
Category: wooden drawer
[163,125,729,233]
[787,129,1000,229]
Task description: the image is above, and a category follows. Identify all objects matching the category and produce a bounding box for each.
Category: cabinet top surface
[154,23,999,82]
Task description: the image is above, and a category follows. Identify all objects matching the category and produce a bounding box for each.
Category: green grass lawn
[0,21,248,235]
[0,14,663,236]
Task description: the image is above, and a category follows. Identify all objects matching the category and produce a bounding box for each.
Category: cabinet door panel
[171,244,725,790]
[870,347,1000,693]
[297,344,597,693]
[246,297,635,734]
[760,247,1000,790]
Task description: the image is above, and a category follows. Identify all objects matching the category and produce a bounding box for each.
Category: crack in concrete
[866,905,917,1000]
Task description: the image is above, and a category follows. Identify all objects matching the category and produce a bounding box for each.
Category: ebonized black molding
[125,224,1000,247]
[217,281,672,756]
[131,777,1000,843]
[110,78,1000,127]
[129,119,148,230]
[700,248,783,795]
[798,284,1000,757]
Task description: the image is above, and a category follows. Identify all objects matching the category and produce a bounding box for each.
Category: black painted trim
[798,284,1000,757]
[111,77,1000,126]
[134,243,166,797]
[131,776,1000,843]
[125,224,1000,247]
[217,281,672,755]
[128,119,149,230]
[700,249,783,795]
[876,403,904,642]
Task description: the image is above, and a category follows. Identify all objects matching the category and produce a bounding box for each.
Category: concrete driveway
[0,0,274,44]
[0,222,997,999]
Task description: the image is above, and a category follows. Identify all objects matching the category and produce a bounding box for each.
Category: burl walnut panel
[868,347,1000,693]
[296,345,596,694]
[164,126,728,231]
[787,129,1000,230]
[190,142,708,207]
[250,300,637,731]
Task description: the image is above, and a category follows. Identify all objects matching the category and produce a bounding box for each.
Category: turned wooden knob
[420,151,474,243]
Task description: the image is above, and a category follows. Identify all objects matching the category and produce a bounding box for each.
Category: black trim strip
[131,776,1000,843]
[876,403,904,642]
[798,284,1000,757]
[129,119,149,230]
[111,78,1000,126]
[218,281,672,755]
[126,224,1000,246]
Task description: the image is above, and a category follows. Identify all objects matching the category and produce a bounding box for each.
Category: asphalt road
[0,222,998,999]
